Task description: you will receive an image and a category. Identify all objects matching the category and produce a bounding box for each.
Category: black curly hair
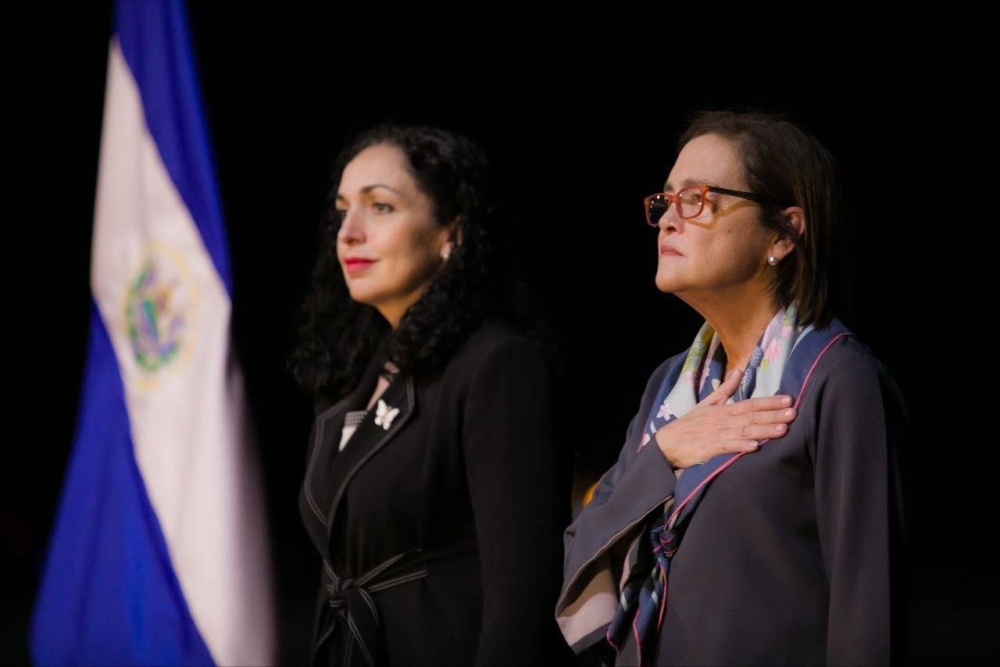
[288,123,548,399]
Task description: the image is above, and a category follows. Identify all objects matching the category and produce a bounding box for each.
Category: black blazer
[300,320,574,666]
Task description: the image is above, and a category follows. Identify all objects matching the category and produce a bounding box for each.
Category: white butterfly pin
[374,399,399,430]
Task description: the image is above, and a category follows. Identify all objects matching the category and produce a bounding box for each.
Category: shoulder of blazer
[640,349,690,401]
[440,319,544,378]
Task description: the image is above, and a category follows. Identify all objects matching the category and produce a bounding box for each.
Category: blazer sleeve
[460,335,574,666]
[555,364,679,654]
[809,343,911,666]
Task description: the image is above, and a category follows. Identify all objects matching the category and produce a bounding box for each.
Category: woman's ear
[769,206,805,263]
[449,217,463,246]
[783,206,806,238]
[441,218,462,262]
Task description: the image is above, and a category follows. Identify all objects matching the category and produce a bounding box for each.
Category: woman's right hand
[654,369,796,471]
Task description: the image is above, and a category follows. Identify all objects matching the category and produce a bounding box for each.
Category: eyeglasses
[643,184,775,226]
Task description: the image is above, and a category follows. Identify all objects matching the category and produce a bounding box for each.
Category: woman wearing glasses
[556,110,910,666]
[290,123,573,666]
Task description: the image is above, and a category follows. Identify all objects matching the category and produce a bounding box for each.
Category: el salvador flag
[29,1,276,665]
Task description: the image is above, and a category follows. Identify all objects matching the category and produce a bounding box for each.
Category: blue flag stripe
[30,303,214,665]
[115,1,233,294]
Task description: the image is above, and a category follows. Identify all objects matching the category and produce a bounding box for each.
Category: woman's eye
[372,202,394,214]
[679,192,703,206]
[333,208,347,221]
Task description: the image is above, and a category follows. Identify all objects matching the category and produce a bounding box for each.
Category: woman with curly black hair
[289,123,574,667]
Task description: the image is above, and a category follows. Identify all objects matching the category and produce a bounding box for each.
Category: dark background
[6,4,996,665]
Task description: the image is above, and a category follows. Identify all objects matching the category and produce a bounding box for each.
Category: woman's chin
[654,274,680,294]
[345,286,374,308]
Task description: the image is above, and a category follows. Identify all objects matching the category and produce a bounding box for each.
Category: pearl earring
[441,245,451,261]
[767,255,778,266]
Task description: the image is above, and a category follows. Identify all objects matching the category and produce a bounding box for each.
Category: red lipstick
[343,258,375,273]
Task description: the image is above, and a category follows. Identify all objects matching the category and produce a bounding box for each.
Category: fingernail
[748,441,759,450]
[785,409,795,417]
[780,396,792,406]
[774,424,786,432]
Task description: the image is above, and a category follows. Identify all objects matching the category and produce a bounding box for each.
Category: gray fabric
[557,335,910,666]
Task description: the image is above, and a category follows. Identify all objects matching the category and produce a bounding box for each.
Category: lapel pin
[374,398,400,430]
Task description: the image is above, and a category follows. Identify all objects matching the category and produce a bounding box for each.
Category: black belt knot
[319,548,427,667]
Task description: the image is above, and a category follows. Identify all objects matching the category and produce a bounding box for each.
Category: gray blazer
[556,325,910,666]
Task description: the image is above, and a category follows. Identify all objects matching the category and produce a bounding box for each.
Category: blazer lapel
[300,360,382,550]
[324,375,416,538]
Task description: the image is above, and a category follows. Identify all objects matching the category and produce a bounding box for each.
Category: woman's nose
[337,208,364,243]
[658,204,683,232]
